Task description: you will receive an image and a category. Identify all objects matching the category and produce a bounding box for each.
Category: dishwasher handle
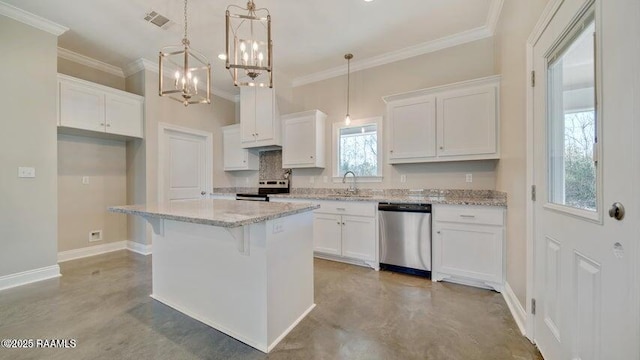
[378,203,431,213]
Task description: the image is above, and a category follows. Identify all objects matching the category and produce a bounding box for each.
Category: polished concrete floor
[0,251,542,360]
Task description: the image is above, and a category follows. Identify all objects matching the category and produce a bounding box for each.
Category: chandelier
[159,0,211,106]
[225,0,273,88]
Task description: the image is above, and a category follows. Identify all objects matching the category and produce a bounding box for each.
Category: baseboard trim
[57,241,128,262]
[503,281,527,335]
[126,241,152,256]
[0,265,61,291]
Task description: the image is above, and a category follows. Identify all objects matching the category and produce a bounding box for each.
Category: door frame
[157,122,213,203]
[525,0,640,346]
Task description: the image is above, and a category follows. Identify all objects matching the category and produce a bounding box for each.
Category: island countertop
[109,199,319,228]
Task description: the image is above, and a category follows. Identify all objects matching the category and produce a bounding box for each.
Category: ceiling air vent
[144,10,172,29]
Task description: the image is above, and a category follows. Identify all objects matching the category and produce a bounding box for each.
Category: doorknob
[608,202,625,221]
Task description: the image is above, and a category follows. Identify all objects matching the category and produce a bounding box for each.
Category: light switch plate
[18,167,35,178]
[400,174,407,183]
[82,176,90,185]
[466,174,473,183]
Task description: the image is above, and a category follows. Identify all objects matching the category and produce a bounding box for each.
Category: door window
[547,12,598,214]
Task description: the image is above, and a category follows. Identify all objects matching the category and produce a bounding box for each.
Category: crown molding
[291,26,492,87]
[486,0,505,35]
[0,1,68,35]
[124,58,239,103]
[58,47,125,77]
[291,0,505,88]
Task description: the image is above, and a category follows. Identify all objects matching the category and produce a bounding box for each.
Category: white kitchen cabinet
[313,213,342,255]
[222,124,259,171]
[383,75,499,164]
[240,86,280,149]
[437,85,497,157]
[432,204,505,292]
[386,95,437,163]
[282,110,327,168]
[58,74,144,139]
[270,197,378,270]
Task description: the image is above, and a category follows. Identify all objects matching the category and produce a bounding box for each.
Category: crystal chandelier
[344,53,353,125]
[159,0,211,106]
[225,0,273,88]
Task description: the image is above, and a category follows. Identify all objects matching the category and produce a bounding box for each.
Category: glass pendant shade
[159,0,211,106]
[225,1,273,88]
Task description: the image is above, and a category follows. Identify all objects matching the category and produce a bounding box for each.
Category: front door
[159,125,211,203]
[532,1,639,359]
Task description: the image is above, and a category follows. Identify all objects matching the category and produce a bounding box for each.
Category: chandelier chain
[183,0,188,40]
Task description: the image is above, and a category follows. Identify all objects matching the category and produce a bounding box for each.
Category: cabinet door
[254,87,274,141]
[433,223,503,284]
[388,96,436,162]
[240,87,256,143]
[282,116,315,167]
[341,215,376,261]
[59,81,105,132]
[223,127,247,170]
[313,213,342,256]
[436,85,497,157]
[105,94,143,138]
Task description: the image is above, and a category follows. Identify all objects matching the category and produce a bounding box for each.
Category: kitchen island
[109,199,319,353]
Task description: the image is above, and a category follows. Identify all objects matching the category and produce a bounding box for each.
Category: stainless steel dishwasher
[378,203,431,277]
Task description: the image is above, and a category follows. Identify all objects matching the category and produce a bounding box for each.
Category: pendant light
[159,0,211,106]
[225,0,273,88]
[344,53,353,125]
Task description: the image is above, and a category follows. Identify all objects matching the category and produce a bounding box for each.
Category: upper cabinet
[58,74,144,139]
[240,87,280,149]
[222,124,259,171]
[281,110,327,168]
[384,76,500,164]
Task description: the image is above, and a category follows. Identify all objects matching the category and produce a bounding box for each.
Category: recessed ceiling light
[364,0,374,2]
[218,53,227,60]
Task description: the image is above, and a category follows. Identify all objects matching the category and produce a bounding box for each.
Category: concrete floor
[0,251,542,360]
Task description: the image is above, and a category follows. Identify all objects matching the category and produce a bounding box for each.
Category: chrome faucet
[342,171,357,193]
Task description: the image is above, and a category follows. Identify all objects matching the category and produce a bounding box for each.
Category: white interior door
[159,125,212,203]
[532,1,639,359]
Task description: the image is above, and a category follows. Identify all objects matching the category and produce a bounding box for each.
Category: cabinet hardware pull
[342,222,345,225]
[310,156,314,158]
[460,215,476,218]
[337,222,340,225]
[100,123,105,126]
[106,124,111,127]
[439,146,444,150]
[390,150,393,153]
[437,231,441,234]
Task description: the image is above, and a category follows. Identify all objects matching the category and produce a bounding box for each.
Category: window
[547,11,598,213]
[333,117,382,180]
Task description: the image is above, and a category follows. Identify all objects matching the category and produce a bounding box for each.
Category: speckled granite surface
[109,199,319,228]
[270,188,507,207]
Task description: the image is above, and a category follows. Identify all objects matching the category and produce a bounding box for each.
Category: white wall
[493,0,550,307]
[0,16,59,276]
[289,38,498,190]
[57,135,127,252]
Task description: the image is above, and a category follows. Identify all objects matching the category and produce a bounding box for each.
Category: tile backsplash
[259,150,287,180]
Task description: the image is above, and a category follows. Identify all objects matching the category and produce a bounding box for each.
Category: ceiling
[2,0,502,97]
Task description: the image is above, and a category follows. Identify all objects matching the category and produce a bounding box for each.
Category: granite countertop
[109,199,319,228]
[268,193,506,207]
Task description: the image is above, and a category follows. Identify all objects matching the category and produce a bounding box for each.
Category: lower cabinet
[271,198,378,270]
[432,204,505,292]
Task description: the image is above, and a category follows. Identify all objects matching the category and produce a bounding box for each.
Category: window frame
[332,116,383,182]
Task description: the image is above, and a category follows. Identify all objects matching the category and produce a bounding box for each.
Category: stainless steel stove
[235,179,289,201]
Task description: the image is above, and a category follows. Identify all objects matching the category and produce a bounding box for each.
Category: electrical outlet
[466,174,473,183]
[18,167,35,178]
[89,230,102,242]
[273,221,284,234]
[82,176,90,185]
[400,174,407,183]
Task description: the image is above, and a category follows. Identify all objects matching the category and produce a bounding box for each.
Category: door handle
[201,191,206,196]
[609,202,625,221]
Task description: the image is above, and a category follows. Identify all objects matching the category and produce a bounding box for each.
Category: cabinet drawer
[315,200,376,217]
[433,205,504,226]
